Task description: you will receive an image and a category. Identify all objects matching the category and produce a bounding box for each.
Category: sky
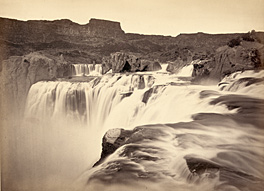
[0,0,263,36]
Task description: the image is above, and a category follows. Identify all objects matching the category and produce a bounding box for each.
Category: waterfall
[176,64,194,77]
[159,63,169,73]
[24,73,156,130]
[218,70,264,98]
[72,64,102,76]
[6,68,264,191]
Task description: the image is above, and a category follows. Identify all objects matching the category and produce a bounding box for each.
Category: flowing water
[2,66,264,191]
[72,64,102,76]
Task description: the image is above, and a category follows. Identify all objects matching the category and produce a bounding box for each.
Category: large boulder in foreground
[0,52,71,120]
[102,52,162,74]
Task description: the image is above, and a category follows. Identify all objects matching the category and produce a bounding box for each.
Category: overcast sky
[0,0,263,36]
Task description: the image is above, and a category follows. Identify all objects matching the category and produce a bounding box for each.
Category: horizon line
[0,16,262,37]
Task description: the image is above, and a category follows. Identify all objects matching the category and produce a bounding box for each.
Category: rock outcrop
[93,128,133,166]
[192,41,264,81]
[0,52,71,120]
[88,18,125,38]
[140,60,162,71]
[164,31,264,80]
[102,52,162,74]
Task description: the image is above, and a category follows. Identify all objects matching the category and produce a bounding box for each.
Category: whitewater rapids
[2,66,264,191]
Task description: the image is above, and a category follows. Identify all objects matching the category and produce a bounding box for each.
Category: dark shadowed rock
[184,154,260,189]
[166,50,193,73]
[140,60,162,71]
[102,52,162,74]
[93,128,133,166]
[142,85,166,104]
[192,41,264,81]
[184,155,221,176]
[142,88,153,103]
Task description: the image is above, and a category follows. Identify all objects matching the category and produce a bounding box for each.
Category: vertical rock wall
[0,52,71,121]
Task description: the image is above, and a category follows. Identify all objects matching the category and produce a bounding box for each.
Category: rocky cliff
[0,17,125,63]
[0,52,71,120]
[192,40,264,81]
[2,17,260,65]
[1,17,264,119]
[164,31,264,80]
[0,17,124,43]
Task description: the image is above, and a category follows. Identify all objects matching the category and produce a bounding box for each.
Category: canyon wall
[0,52,71,121]
[0,17,124,43]
[1,17,264,120]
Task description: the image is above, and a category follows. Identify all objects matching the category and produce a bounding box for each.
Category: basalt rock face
[0,17,124,43]
[102,52,162,74]
[88,18,125,38]
[165,32,264,78]
[1,17,264,81]
[192,41,264,81]
[0,52,71,120]
[140,60,162,71]
[0,17,125,64]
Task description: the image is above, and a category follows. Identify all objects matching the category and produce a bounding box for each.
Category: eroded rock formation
[192,41,264,81]
[0,52,71,119]
[102,52,162,74]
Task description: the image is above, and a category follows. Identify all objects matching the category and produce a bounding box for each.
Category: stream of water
[3,66,264,191]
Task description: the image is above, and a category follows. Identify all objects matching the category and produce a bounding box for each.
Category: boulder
[93,128,133,166]
[102,52,162,74]
[102,52,140,73]
[140,60,162,71]
[93,125,168,167]
[166,49,193,73]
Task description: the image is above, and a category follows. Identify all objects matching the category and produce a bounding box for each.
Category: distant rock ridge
[88,18,125,38]
[0,17,264,80]
[0,17,125,44]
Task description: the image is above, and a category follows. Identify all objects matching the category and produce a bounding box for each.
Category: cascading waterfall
[72,64,102,76]
[176,64,194,77]
[24,74,156,130]
[8,65,264,191]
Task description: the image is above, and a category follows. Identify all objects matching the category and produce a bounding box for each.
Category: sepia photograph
[1,0,264,191]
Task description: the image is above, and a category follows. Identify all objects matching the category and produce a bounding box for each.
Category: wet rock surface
[88,91,264,190]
